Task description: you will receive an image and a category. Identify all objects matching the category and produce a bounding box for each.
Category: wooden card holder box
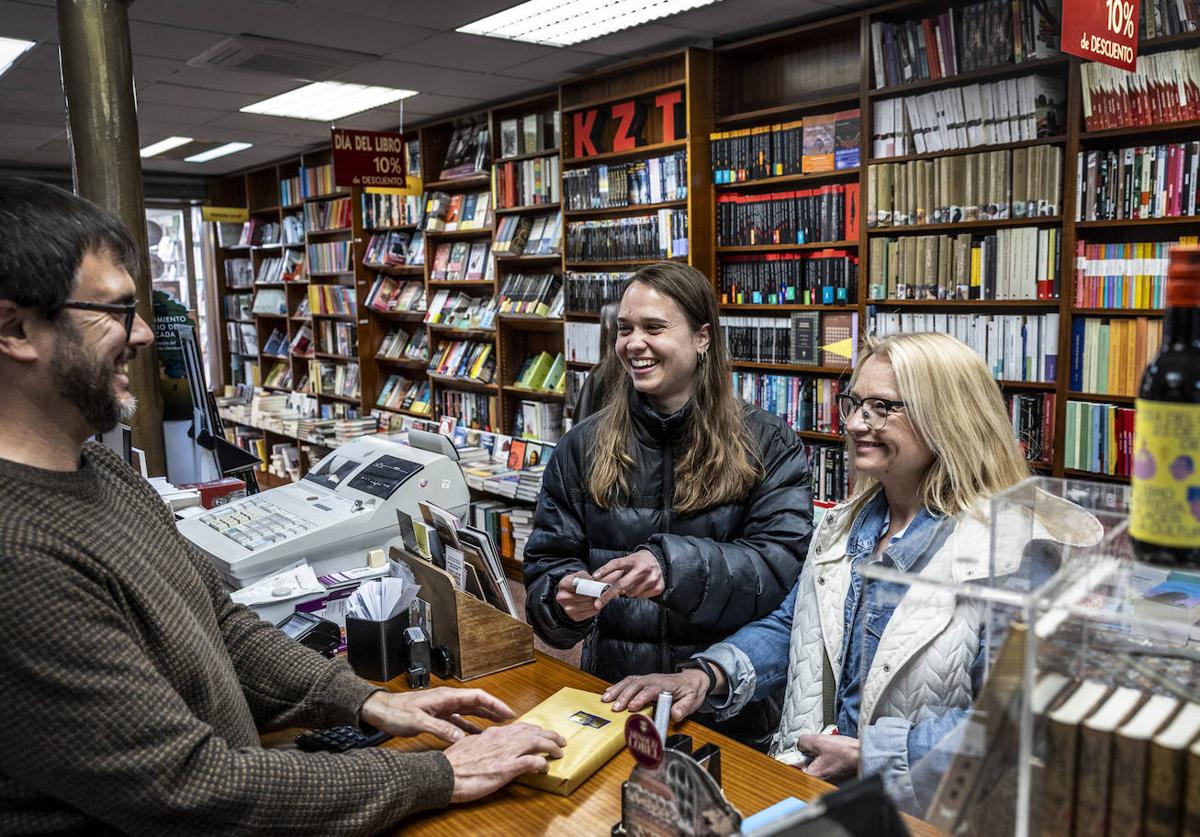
[390,547,533,680]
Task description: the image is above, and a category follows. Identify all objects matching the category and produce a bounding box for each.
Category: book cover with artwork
[802,113,836,173]
[834,109,861,169]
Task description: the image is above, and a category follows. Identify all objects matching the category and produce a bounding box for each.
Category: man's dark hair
[0,176,140,316]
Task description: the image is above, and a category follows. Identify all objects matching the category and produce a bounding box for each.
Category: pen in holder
[345,611,411,682]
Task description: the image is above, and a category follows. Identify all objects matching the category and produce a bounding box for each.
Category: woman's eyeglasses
[836,393,907,431]
[60,299,139,341]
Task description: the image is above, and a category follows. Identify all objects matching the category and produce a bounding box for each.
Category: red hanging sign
[331,128,407,189]
[1062,0,1140,72]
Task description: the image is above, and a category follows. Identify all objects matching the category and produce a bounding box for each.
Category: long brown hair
[587,262,763,514]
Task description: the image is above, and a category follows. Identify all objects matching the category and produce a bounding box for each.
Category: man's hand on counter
[359,687,515,743]
[444,723,568,803]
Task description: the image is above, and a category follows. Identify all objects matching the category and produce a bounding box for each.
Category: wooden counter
[377,652,943,836]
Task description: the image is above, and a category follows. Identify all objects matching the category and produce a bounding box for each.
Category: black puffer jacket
[523,393,813,743]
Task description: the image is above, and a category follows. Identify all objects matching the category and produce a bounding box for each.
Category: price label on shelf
[330,128,407,190]
[1062,0,1140,71]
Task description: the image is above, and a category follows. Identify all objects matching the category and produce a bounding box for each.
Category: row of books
[263,361,293,390]
[1141,0,1200,38]
[375,327,429,362]
[495,156,560,209]
[252,287,287,317]
[440,122,490,180]
[1075,143,1200,222]
[709,110,860,184]
[308,284,355,317]
[429,240,493,282]
[564,271,633,313]
[231,357,259,389]
[809,443,849,504]
[280,175,302,208]
[563,151,687,210]
[316,320,356,357]
[428,340,496,383]
[1080,46,1200,132]
[716,184,859,246]
[867,227,1061,302]
[510,400,564,443]
[497,273,563,318]
[434,389,499,431]
[362,191,423,230]
[565,321,602,365]
[256,252,304,285]
[289,325,313,358]
[731,372,846,435]
[565,210,689,261]
[870,311,1060,383]
[869,0,1059,89]
[468,500,533,563]
[425,292,498,330]
[872,75,1064,158]
[362,229,425,269]
[377,375,432,415]
[719,312,857,368]
[304,197,350,232]
[282,214,305,244]
[564,369,589,419]
[310,359,360,400]
[300,164,335,199]
[424,190,492,232]
[225,258,254,289]
[227,322,259,355]
[494,212,562,257]
[868,146,1063,227]
[1069,316,1164,396]
[1006,391,1055,465]
[1064,400,1135,476]
[261,327,287,357]
[1072,238,1198,310]
[498,110,560,159]
[306,241,351,274]
[718,250,858,306]
[513,351,566,393]
[223,293,252,321]
[365,276,425,314]
[236,217,281,247]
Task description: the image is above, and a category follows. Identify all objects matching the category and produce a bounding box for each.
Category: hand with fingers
[794,733,860,782]
[600,670,712,721]
[593,549,664,599]
[358,687,515,744]
[556,570,623,621]
[443,722,568,803]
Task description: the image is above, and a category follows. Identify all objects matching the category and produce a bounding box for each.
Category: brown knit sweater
[0,442,454,835]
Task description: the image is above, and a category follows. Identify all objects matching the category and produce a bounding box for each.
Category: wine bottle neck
[1163,306,1200,348]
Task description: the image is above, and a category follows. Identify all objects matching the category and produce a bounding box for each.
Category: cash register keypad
[201,499,314,551]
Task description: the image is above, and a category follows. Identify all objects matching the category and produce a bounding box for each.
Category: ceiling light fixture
[184,142,253,163]
[240,81,417,122]
[457,0,721,47]
[0,36,36,77]
[139,136,193,158]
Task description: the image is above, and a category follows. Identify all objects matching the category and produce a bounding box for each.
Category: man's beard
[51,319,138,434]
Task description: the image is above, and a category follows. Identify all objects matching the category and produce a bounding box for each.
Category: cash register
[178,434,469,588]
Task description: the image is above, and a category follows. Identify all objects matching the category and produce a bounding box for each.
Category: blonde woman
[523,262,813,745]
[603,332,1102,808]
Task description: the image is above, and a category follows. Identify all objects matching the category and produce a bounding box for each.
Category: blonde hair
[838,332,1029,525]
[588,262,762,514]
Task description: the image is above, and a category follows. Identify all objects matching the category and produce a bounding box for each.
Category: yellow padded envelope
[514,686,652,796]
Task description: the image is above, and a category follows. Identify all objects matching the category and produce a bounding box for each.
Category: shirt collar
[847,490,947,573]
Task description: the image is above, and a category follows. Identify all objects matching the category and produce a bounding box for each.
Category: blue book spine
[1069,318,1085,392]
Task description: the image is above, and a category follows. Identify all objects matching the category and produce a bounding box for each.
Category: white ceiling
[0,0,871,178]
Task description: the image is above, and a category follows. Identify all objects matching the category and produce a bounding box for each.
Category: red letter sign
[655,90,685,143]
[610,100,647,151]
[1062,0,1139,71]
[572,109,606,158]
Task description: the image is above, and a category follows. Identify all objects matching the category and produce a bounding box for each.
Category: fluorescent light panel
[184,142,253,163]
[140,136,193,158]
[240,81,417,122]
[0,36,36,77]
[457,0,721,46]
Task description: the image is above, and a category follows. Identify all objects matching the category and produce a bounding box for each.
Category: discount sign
[1062,0,1140,71]
[331,128,407,189]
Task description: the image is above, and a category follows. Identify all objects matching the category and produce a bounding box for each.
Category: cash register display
[346,455,423,500]
[303,454,362,491]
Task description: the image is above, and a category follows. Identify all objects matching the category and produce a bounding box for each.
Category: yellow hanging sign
[201,206,249,223]
[821,337,855,360]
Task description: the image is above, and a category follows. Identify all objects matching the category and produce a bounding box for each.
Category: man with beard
[0,177,564,835]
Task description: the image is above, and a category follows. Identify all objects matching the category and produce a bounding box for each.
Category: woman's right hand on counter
[600,670,714,721]
[555,571,622,622]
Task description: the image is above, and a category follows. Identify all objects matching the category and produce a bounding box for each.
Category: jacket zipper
[659,422,673,674]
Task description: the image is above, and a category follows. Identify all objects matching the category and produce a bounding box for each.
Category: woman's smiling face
[616,281,710,414]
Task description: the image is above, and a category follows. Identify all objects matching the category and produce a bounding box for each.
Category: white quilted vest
[770,488,1103,763]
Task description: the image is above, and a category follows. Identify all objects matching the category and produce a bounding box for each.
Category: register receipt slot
[178,435,469,587]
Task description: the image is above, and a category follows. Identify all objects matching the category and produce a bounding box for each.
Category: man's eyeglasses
[836,393,907,431]
[60,299,138,341]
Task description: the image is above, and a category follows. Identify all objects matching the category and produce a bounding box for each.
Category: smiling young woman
[522,262,815,746]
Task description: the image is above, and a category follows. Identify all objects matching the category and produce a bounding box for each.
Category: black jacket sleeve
[522,434,594,648]
[646,422,812,633]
